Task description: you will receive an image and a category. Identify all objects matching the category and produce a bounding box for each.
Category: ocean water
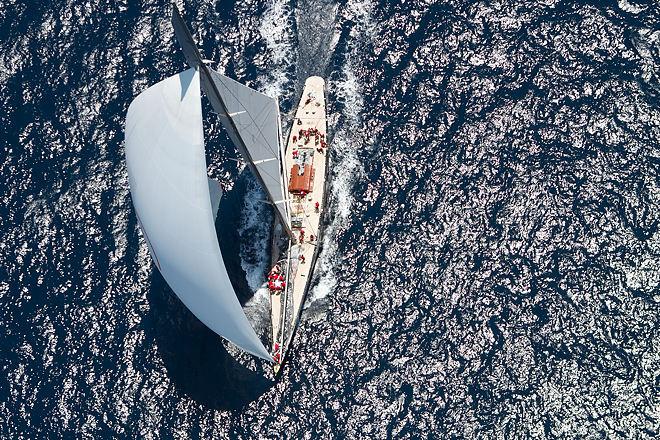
[1,0,659,438]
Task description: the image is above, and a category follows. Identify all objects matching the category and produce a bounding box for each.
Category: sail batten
[207,69,290,228]
[125,68,272,362]
[170,8,291,238]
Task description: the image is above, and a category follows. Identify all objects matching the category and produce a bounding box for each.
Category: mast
[171,5,296,242]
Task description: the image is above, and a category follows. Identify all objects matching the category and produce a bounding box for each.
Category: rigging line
[213,75,283,161]
[212,100,288,198]
[250,163,289,199]
[216,106,279,163]
[219,127,286,196]
[224,87,280,160]
[226,150,284,194]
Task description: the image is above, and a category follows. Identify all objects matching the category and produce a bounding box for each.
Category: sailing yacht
[124,6,329,372]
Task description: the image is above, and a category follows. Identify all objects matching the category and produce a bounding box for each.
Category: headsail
[171,6,293,240]
[125,68,272,361]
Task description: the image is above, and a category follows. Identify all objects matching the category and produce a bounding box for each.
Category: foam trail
[243,286,272,336]
[294,0,341,80]
[258,0,296,98]
[307,0,374,304]
[308,65,364,303]
[344,0,377,40]
[238,178,272,292]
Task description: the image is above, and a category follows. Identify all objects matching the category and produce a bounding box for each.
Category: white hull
[269,77,329,372]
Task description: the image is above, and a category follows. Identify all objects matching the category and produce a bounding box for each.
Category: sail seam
[215,78,282,161]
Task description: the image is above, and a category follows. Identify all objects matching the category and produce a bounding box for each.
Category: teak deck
[270,77,328,366]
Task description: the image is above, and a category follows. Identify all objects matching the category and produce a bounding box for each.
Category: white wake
[307,1,374,305]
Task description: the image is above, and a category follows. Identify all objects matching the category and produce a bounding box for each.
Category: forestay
[125,68,272,361]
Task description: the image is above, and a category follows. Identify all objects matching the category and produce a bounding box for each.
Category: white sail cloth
[125,68,272,361]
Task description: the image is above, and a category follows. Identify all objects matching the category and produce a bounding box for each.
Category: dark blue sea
[1,0,659,438]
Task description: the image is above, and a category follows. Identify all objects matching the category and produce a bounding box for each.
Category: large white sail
[125,68,272,362]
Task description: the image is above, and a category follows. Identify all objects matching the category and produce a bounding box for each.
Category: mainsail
[125,68,272,361]
[209,70,290,227]
[172,6,293,239]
